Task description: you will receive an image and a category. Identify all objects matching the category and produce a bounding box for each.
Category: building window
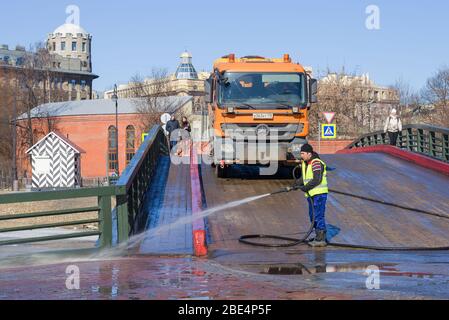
[16,57,24,66]
[71,79,76,87]
[81,80,86,90]
[108,126,118,172]
[108,152,118,172]
[82,42,86,52]
[61,42,66,51]
[52,42,56,51]
[126,126,136,166]
[72,42,77,51]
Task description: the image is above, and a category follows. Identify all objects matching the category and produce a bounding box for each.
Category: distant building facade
[320,73,399,104]
[0,23,98,101]
[104,52,209,100]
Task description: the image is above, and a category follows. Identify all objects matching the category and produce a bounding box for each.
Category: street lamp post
[112,85,119,176]
[11,80,19,191]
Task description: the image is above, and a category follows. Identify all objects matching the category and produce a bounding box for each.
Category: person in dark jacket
[294,144,329,247]
[181,117,191,133]
[166,115,180,150]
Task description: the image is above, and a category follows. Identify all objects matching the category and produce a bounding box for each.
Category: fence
[347,124,449,163]
[0,170,12,190]
[0,125,168,247]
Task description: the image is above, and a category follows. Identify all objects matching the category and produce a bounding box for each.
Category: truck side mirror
[309,78,318,104]
[205,77,213,104]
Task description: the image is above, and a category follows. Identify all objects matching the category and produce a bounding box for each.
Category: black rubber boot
[308,230,327,248]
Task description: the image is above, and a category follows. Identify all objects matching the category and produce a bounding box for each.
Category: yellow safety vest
[301,158,329,198]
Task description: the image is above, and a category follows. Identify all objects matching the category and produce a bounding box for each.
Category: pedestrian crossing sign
[322,124,337,139]
[142,133,149,143]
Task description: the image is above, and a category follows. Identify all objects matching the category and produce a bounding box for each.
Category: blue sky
[1,0,448,93]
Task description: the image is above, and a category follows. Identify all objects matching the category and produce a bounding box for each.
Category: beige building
[320,73,399,104]
[0,23,98,101]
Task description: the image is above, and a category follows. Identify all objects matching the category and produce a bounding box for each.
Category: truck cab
[206,54,318,178]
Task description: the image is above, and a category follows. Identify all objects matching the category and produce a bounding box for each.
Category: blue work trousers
[307,194,328,232]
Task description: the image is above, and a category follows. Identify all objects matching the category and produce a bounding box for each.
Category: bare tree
[129,68,182,131]
[312,68,367,138]
[0,78,14,172]
[421,67,449,127]
[0,43,64,184]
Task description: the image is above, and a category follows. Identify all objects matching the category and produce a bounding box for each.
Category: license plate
[253,113,274,120]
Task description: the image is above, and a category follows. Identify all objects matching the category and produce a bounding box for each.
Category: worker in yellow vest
[294,144,329,247]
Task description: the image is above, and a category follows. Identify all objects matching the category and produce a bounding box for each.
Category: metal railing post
[443,134,449,162]
[397,130,402,148]
[117,194,130,243]
[407,128,413,151]
[429,131,436,158]
[418,129,424,153]
[99,195,112,248]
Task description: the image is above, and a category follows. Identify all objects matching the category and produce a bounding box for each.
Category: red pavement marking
[338,145,449,176]
[190,143,208,257]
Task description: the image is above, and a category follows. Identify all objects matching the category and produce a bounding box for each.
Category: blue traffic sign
[322,124,337,139]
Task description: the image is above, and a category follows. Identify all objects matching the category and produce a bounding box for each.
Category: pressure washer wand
[270,185,300,196]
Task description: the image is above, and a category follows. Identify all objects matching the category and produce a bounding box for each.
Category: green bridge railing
[115,125,168,242]
[0,125,168,247]
[347,124,449,163]
[0,187,114,247]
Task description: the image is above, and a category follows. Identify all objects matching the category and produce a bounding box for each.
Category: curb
[190,143,208,257]
[338,145,449,176]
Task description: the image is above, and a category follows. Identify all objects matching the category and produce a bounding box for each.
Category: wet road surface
[1,153,449,299]
[1,253,448,300]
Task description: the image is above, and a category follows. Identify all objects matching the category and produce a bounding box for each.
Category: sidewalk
[139,156,193,255]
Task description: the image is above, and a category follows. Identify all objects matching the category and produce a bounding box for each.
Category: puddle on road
[263,262,439,279]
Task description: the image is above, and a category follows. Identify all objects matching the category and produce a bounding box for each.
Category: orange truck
[205,54,318,178]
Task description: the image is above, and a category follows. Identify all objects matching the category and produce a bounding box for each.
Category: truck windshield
[218,72,305,108]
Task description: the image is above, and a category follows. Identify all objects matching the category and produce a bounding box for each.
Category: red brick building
[17,97,193,185]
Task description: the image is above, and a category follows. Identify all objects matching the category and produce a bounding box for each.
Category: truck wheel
[216,165,228,178]
[292,165,301,180]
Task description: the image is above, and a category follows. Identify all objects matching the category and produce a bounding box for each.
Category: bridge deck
[139,156,193,255]
[202,153,449,254]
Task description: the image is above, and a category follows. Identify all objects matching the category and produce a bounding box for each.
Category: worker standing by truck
[295,144,329,248]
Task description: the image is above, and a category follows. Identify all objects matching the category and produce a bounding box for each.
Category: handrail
[0,188,112,247]
[347,124,449,163]
[0,187,116,204]
[114,125,169,242]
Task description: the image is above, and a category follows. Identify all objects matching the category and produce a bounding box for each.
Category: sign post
[320,112,337,145]
[318,120,321,154]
